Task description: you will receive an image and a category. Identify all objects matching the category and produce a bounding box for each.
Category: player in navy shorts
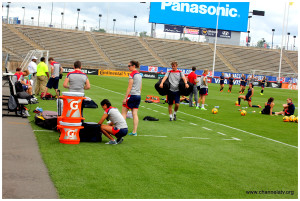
[228,74,234,93]
[261,97,275,115]
[237,83,261,108]
[275,98,295,116]
[239,74,246,94]
[260,76,267,95]
[122,60,142,136]
[219,73,225,92]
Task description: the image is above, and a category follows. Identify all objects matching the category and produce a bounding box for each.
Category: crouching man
[98,99,128,145]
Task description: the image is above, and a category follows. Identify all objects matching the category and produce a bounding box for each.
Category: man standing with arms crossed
[187,66,198,107]
[159,61,189,121]
[196,69,209,110]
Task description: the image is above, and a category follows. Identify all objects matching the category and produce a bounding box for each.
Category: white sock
[197,103,199,107]
[169,114,173,118]
[202,104,204,108]
[173,111,177,115]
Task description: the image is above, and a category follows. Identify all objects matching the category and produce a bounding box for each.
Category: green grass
[28,74,298,199]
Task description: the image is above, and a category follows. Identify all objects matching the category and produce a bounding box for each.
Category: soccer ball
[289,115,296,122]
[241,110,247,116]
[235,101,239,105]
[212,108,218,114]
[283,116,290,122]
[295,117,298,123]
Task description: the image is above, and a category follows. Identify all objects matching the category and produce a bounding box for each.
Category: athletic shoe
[258,105,261,108]
[129,132,137,136]
[169,117,173,121]
[260,93,264,95]
[173,114,177,121]
[196,106,200,110]
[236,105,241,106]
[117,137,124,144]
[22,110,30,118]
[228,90,230,92]
[220,90,223,92]
[201,107,207,111]
[105,140,117,145]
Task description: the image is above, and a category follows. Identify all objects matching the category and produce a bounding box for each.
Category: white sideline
[33,130,55,132]
[223,137,241,141]
[217,132,226,136]
[190,123,197,126]
[182,137,210,140]
[91,84,297,149]
[202,127,212,131]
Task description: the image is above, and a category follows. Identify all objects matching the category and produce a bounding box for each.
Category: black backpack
[35,111,58,130]
[15,81,24,92]
[155,78,170,96]
[179,79,194,96]
[8,95,17,112]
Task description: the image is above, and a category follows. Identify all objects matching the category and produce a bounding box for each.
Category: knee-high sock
[238,98,241,105]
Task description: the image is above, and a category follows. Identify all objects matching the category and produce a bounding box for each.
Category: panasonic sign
[149,2,250,32]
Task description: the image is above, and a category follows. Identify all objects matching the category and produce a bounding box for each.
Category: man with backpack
[41,57,63,99]
[159,61,189,121]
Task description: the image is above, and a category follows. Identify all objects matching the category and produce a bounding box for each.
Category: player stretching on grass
[239,74,246,94]
[260,97,275,115]
[237,83,261,108]
[260,76,267,95]
[275,98,295,116]
[196,69,208,110]
[98,99,128,145]
[219,73,225,92]
[228,74,234,93]
[159,61,189,121]
[122,60,142,136]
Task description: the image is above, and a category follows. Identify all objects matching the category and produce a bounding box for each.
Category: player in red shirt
[187,66,198,107]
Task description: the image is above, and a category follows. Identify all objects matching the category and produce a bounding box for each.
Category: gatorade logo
[70,101,79,110]
[64,129,78,140]
[161,2,238,17]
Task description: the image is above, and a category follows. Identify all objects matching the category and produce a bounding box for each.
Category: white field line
[161,113,167,115]
[182,137,210,140]
[33,130,55,132]
[146,108,152,110]
[93,85,297,149]
[152,103,297,149]
[217,132,226,136]
[152,110,159,113]
[223,137,241,141]
[190,123,197,126]
[178,119,185,121]
[138,135,167,138]
[154,136,167,138]
[202,127,212,131]
[139,135,154,137]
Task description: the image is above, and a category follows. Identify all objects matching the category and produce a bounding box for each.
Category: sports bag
[82,99,98,108]
[8,95,17,112]
[155,78,170,96]
[79,122,102,142]
[35,110,58,130]
[15,81,24,92]
[179,79,194,96]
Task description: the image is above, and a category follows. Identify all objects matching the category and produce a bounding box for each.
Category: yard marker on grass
[223,137,241,141]
[217,132,226,136]
[182,137,210,140]
[202,127,212,131]
[97,85,298,149]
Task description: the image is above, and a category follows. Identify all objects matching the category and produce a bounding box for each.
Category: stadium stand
[14,25,108,68]
[92,32,162,69]
[2,24,298,75]
[217,45,297,74]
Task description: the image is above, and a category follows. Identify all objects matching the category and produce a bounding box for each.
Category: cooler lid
[62,92,85,97]
[59,121,82,127]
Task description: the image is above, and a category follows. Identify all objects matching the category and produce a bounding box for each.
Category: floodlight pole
[38,6,41,26]
[99,14,102,30]
[212,2,220,78]
[287,32,290,50]
[113,19,116,34]
[76,8,80,30]
[293,36,296,50]
[61,12,64,29]
[134,15,137,36]
[271,29,275,49]
[50,2,53,27]
[22,7,25,25]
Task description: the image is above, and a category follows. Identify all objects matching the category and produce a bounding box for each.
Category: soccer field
[29,74,298,199]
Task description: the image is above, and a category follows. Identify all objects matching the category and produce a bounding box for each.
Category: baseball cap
[32,56,37,60]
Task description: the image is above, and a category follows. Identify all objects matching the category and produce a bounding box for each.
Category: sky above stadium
[2,0,298,49]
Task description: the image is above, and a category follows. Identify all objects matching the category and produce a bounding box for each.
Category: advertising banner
[98,70,131,77]
[140,72,158,79]
[63,67,98,75]
[200,28,231,38]
[164,25,184,33]
[184,27,200,35]
[150,2,250,32]
[267,82,282,88]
